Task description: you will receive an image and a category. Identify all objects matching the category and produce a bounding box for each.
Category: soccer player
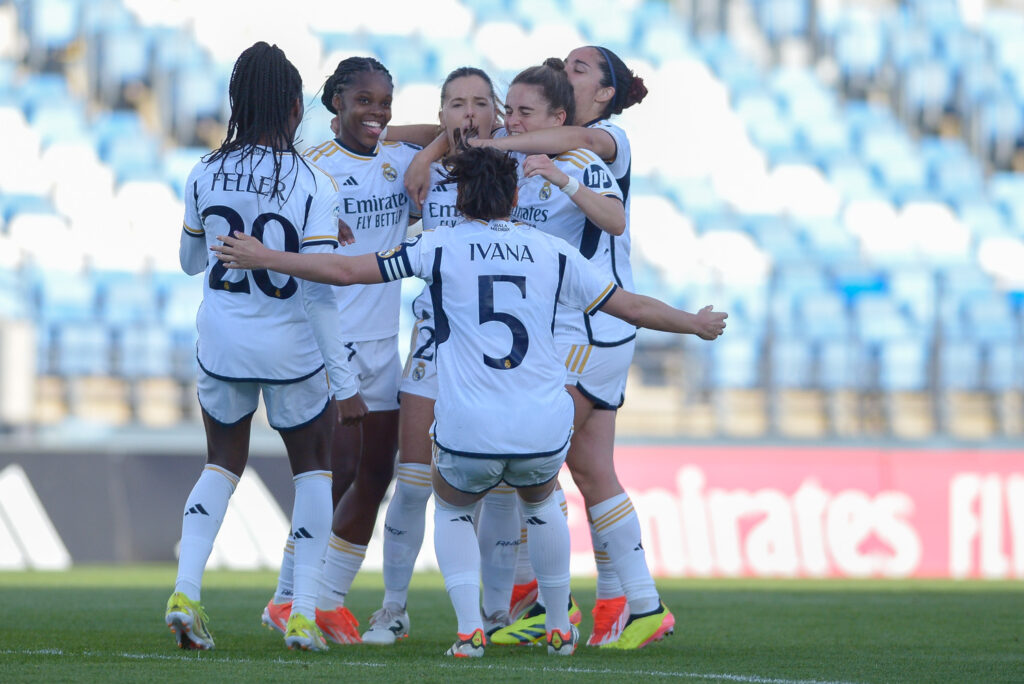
[164,41,364,653]
[212,145,727,658]
[260,56,421,646]
[360,66,506,645]
[475,47,666,650]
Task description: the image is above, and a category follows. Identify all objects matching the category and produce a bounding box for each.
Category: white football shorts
[433,441,570,495]
[197,367,331,431]
[342,335,401,412]
[559,335,636,410]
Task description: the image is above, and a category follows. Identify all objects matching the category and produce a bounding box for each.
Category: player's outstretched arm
[601,290,727,340]
[472,125,617,161]
[211,232,384,286]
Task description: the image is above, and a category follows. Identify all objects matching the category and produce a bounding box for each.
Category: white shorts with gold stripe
[558,336,636,410]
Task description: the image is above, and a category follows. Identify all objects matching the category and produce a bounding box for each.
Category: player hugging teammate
[168,41,727,657]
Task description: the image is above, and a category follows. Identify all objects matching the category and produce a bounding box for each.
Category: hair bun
[542,56,566,71]
[624,75,648,109]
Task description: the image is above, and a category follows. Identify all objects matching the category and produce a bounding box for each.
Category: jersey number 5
[478,275,529,370]
[204,204,300,299]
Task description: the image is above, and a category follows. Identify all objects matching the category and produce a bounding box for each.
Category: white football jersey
[408,161,458,321]
[182,147,341,382]
[588,119,634,293]
[303,139,420,340]
[377,218,618,457]
[510,148,634,346]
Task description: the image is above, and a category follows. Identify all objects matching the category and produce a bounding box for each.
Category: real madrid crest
[539,181,552,200]
[382,162,398,182]
[412,361,426,381]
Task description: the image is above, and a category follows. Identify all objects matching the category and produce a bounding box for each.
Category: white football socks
[434,496,482,634]
[590,522,624,599]
[317,534,367,612]
[290,470,332,620]
[175,464,239,601]
[521,493,571,633]
[381,462,432,609]
[272,534,295,604]
[476,485,519,618]
[589,493,659,615]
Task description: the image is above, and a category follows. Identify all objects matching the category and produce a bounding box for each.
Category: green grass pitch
[0,567,1021,683]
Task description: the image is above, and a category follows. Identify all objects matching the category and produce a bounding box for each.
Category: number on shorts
[413,325,435,361]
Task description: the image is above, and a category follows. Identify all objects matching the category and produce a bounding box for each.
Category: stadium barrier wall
[0,446,1021,579]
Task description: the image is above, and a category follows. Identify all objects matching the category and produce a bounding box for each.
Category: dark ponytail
[205,41,305,201]
[321,56,392,114]
[510,58,575,126]
[590,45,648,118]
[443,145,518,221]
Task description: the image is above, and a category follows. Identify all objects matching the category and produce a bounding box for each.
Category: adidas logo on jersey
[450,515,474,523]
[185,504,210,516]
[525,516,547,526]
[343,176,359,186]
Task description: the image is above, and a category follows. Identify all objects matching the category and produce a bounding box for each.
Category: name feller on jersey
[210,172,286,197]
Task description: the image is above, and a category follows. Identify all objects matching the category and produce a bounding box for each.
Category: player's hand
[335,392,368,426]
[211,232,270,270]
[694,305,728,340]
[522,154,569,188]
[337,218,356,246]
[404,152,433,211]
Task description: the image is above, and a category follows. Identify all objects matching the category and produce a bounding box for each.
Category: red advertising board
[561,446,1024,579]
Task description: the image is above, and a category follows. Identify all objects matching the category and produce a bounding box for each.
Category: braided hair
[321,56,393,114]
[510,57,575,126]
[589,45,648,118]
[205,42,306,201]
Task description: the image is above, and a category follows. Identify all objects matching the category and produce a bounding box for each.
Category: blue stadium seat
[985,341,1023,392]
[972,94,1023,168]
[96,272,160,326]
[960,292,1017,343]
[900,58,953,130]
[834,17,886,90]
[94,26,151,106]
[754,0,810,42]
[22,0,81,54]
[888,20,934,69]
[34,270,98,325]
[53,322,112,376]
[117,324,174,378]
[887,267,937,327]
[710,338,762,389]
[854,293,913,344]
[877,337,930,391]
[937,339,983,391]
[818,339,865,390]
[796,291,850,342]
[769,338,814,388]
[0,194,55,222]
[26,99,89,145]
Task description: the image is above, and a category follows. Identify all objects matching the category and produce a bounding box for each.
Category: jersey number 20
[204,204,300,299]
